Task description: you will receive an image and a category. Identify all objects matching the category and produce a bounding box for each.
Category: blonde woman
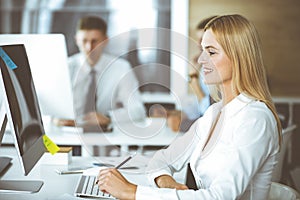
[96,14,282,200]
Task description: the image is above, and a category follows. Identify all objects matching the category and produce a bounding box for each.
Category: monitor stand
[0,107,43,193]
[0,110,12,176]
[0,157,12,175]
[0,180,43,193]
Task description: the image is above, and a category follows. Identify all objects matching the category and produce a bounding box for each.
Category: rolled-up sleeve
[145,119,202,187]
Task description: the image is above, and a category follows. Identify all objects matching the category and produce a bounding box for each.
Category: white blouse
[136,93,279,200]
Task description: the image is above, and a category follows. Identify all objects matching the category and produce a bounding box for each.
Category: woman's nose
[197,51,207,64]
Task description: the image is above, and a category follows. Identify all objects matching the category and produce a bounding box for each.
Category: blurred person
[96,14,282,199]
[180,15,218,131]
[55,16,146,130]
[151,16,216,132]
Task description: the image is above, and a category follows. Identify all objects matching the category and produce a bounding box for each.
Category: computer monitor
[0,44,45,193]
[0,34,74,120]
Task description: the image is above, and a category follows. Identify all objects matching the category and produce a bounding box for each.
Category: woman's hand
[155,175,188,190]
[97,168,137,200]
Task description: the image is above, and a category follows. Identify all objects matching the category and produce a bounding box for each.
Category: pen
[95,153,136,185]
[92,163,114,167]
[93,162,138,170]
[55,169,84,175]
[115,154,134,169]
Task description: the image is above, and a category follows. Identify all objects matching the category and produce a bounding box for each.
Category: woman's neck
[220,83,238,106]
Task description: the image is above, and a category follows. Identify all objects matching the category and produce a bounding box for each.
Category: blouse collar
[219,93,255,117]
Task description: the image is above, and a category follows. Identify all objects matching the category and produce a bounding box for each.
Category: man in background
[56,16,146,131]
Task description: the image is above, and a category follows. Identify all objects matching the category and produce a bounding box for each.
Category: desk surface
[0,147,153,200]
[3,118,182,157]
[3,118,181,146]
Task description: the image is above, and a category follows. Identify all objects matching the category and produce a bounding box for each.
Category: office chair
[272,124,297,182]
[268,182,300,200]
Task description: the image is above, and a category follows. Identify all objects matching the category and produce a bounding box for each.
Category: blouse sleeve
[145,118,202,187]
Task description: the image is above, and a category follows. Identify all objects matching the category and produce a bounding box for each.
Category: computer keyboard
[75,175,116,199]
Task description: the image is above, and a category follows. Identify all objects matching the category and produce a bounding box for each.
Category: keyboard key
[76,175,116,199]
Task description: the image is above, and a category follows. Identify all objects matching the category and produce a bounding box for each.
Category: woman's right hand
[97,168,137,200]
[155,175,188,190]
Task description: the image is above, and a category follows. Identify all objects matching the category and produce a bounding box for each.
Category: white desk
[0,147,150,200]
[3,118,182,156]
[0,146,186,200]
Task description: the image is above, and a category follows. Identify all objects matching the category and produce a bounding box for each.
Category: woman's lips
[203,67,213,75]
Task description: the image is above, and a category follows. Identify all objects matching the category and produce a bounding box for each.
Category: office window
[0,0,172,93]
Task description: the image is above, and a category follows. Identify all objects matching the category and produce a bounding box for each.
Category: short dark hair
[196,16,218,30]
[77,16,107,35]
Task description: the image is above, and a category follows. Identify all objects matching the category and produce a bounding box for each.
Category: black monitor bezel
[0,44,45,176]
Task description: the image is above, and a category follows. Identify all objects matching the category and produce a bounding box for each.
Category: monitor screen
[0,34,74,120]
[0,44,45,176]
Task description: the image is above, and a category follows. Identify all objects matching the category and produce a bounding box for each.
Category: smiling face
[198,29,233,87]
[75,29,107,66]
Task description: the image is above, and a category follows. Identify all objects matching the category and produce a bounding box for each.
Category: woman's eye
[208,51,216,56]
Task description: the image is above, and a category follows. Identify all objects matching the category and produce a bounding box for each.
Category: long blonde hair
[205,14,282,145]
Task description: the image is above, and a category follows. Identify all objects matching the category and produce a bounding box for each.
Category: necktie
[83,69,97,114]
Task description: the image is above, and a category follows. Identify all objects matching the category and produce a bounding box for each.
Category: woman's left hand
[97,168,137,200]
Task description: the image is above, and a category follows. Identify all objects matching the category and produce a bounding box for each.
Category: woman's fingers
[97,169,126,191]
[96,168,137,200]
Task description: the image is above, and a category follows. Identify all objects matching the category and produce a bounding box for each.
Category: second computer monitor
[0,34,75,120]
